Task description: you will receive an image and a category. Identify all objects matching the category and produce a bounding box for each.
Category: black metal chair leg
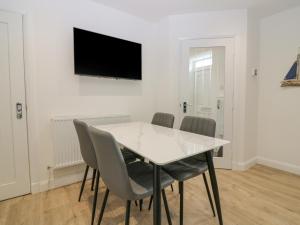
[148,195,153,210]
[91,171,100,225]
[202,173,216,217]
[179,182,184,225]
[153,165,162,225]
[91,169,96,191]
[98,189,110,225]
[78,165,89,202]
[125,200,131,225]
[162,189,172,225]
[171,184,174,192]
[135,200,138,206]
[139,199,143,211]
[206,151,223,225]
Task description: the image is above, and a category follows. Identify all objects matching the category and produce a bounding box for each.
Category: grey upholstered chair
[73,119,136,225]
[73,119,101,225]
[88,127,174,225]
[152,112,175,128]
[161,116,217,225]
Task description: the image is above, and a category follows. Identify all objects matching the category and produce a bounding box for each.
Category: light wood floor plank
[0,165,299,225]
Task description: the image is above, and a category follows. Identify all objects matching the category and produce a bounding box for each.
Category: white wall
[0,0,278,193]
[1,0,159,191]
[154,10,249,168]
[258,6,300,174]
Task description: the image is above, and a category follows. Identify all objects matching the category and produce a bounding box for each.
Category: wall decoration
[281,48,300,87]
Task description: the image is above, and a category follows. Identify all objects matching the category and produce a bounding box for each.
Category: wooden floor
[1,165,300,225]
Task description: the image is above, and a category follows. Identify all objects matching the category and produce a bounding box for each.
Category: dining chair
[73,119,136,225]
[151,112,175,128]
[73,119,101,225]
[160,116,218,225]
[88,127,174,225]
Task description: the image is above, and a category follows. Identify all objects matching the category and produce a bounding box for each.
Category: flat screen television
[73,28,142,80]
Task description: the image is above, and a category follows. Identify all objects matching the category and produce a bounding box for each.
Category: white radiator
[51,115,131,169]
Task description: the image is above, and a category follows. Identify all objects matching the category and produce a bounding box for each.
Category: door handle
[183,102,193,113]
[183,102,187,113]
[16,103,23,119]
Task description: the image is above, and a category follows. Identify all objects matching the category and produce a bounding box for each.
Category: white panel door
[0,10,30,201]
[179,38,234,169]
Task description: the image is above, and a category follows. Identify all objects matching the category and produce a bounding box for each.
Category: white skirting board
[233,157,300,175]
[31,164,94,193]
[232,157,258,171]
[257,157,300,175]
[31,156,300,193]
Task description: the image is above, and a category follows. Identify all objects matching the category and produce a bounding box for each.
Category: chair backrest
[88,126,135,200]
[151,112,175,128]
[180,116,216,137]
[73,119,98,169]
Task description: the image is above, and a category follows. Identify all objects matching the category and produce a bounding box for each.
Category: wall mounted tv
[73,28,142,80]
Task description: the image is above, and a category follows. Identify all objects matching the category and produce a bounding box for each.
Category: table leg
[206,150,223,225]
[153,164,161,225]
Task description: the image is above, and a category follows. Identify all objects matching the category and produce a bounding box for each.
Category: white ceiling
[93,0,300,21]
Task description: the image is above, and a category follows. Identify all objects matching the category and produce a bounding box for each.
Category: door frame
[178,37,235,169]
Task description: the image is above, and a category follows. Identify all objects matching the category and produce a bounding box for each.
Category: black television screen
[73,28,142,80]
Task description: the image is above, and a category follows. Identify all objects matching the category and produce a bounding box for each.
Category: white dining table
[93,121,229,225]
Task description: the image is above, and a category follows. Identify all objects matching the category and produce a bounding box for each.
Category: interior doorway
[179,38,234,169]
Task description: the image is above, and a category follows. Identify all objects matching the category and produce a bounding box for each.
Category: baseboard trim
[232,157,257,171]
[30,157,300,194]
[31,167,93,193]
[257,157,300,175]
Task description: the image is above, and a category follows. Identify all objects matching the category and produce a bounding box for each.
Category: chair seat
[189,153,206,161]
[122,147,144,160]
[121,149,137,164]
[127,161,174,200]
[163,158,208,182]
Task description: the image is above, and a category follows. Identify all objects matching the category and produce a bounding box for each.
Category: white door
[0,10,30,201]
[179,38,234,169]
